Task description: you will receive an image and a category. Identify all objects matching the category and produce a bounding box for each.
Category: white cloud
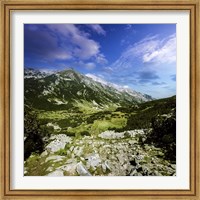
[85,62,96,70]
[109,34,176,71]
[142,34,176,64]
[51,50,72,60]
[78,61,96,70]
[96,53,108,64]
[87,24,106,35]
[47,24,101,60]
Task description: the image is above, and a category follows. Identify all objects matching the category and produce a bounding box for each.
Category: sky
[24,24,176,98]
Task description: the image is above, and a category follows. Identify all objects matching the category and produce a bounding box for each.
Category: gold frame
[0,0,199,199]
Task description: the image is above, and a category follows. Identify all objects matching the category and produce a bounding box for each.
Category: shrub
[24,106,48,160]
[146,109,176,161]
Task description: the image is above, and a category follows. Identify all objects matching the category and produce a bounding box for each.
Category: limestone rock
[47,169,64,176]
[45,155,65,163]
[45,134,72,153]
[76,162,92,176]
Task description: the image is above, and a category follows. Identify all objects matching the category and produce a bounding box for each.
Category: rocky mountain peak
[24,67,154,111]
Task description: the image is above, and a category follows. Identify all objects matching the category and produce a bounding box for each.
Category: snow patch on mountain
[86,73,131,92]
[25,68,48,79]
[85,73,152,101]
[85,74,108,86]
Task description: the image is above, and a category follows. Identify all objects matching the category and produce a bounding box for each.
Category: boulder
[85,153,101,168]
[45,134,72,153]
[76,162,92,176]
[45,155,65,163]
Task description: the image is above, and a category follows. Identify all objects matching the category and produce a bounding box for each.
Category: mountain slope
[24,68,153,111]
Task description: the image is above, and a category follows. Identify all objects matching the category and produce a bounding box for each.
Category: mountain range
[24,68,153,111]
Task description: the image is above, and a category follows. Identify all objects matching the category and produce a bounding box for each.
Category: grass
[37,105,127,137]
[34,96,175,138]
[24,153,52,176]
[66,115,127,136]
[74,100,118,114]
[25,152,72,176]
[91,117,127,135]
[38,110,71,120]
[73,100,100,114]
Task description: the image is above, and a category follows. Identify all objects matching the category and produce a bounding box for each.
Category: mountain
[24,68,153,111]
[24,68,48,79]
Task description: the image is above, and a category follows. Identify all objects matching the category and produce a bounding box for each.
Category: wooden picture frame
[0,0,199,199]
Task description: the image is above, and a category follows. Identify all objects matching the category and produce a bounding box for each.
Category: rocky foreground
[24,129,176,176]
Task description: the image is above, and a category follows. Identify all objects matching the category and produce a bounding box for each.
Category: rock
[128,130,145,137]
[136,155,144,160]
[27,128,176,177]
[47,123,61,132]
[85,153,101,168]
[105,160,111,171]
[88,141,92,145]
[67,150,71,155]
[71,153,75,158]
[47,169,64,176]
[135,172,143,176]
[73,146,83,157]
[41,150,48,157]
[45,134,72,153]
[47,166,53,172]
[66,158,74,164]
[99,141,105,145]
[126,165,133,174]
[128,140,137,145]
[45,155,65,163]
[76,162,92,176]
[98,131,124,139]
[117,154,126,165]
[109,155,117,161]
[80,157,85,161]
[123,163,128,170]
[142,166,149,175]
[70,146,74,151]
[101,163,107,173]
[171,164,176,169]
[98,130,146,139]
[59,162,77,175]
[153,171,162,176]
[166,167,175,175]
[130,169,137,176]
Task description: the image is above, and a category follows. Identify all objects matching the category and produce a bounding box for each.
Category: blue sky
[24,24,176,98]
